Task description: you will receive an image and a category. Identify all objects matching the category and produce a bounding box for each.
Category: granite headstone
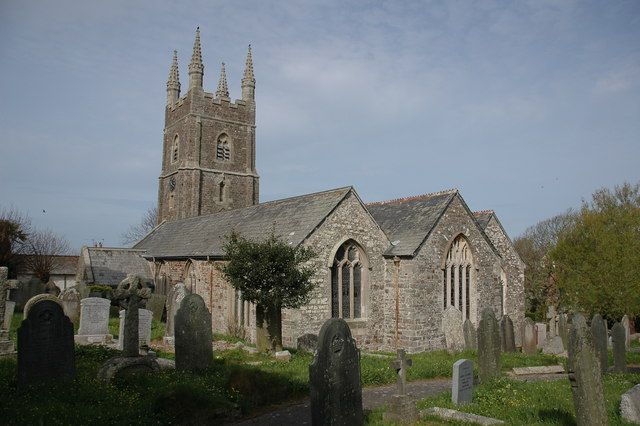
[75,297,113,345]
[477,308,501,383]
[499,315,516,352]
[612,322,627,373]
[463,319,477,351]
[591,314,608,374]
[175,294,213,372]
[522,317,536,355]
[443,306,465,353]
[452,359,474,405]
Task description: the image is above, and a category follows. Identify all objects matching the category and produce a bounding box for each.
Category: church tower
[157,29,259,224]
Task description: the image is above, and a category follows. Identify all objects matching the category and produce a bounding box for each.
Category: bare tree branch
[22,228,71,283]
[121,205,158,246]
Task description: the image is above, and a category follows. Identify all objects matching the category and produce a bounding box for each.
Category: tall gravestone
[17,299,75,388]
[310,318,363,426]
[3,300,15,330]
[622,315,631,350]
[477,308,501,383]
[118,309,152,350]
[175,294,213,372]
[612,322,627,373]
[452,359,474,405]
[535,322,547,349]
[500,315,516,352]
[443,306,465,353]
[384,349,418,423]
[567,313,607,426]
[164,282,188,345]
[558,313,569,350]
[75,297,113,344]
[591,314,608,375]
[463,319,477,351]
[0,267,17,354]
[59,288,81,324]
[522,318,536,355]
[147,293,166,322]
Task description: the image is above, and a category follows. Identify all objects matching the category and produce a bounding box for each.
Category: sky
[0,0,639,251]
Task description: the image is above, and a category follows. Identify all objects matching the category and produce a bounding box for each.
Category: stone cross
[391,349,412,396]
[113,275,151,357]
[0,267,16,331]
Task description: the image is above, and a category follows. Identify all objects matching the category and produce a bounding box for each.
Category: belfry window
[443,235,474,321]
[219,181,225,202]
[171,135,179,164]
[331,240,367,319]
[216,134,230,161]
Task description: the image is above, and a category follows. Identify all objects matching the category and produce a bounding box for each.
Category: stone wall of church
[282,192,391,350]
[389,195,503,353]
[483,216,526,346]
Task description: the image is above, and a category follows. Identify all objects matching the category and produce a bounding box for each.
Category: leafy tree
[121,206,158,246]
[549,182,640,320]
[218,231,316,352]
[0,207,32,278]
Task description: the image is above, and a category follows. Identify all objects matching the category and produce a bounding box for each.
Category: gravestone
[620,384,640,424]
[0,267,17,354]
[535,322,547,349]
[24,294,63,318]
[118,308,152,350]
[297,333,318,353]
[74,297,113,345]
[384,349,419,423]
[175,294,213,372]
[522,318,536,355]
[59,288,81,324]
[612,322,627,373]
[44,280,61,296]
[567,313,607,426]
[164,282,188,345]
[14,277,44,311]
[591,314,608,374]
[477,308,501,383]
[463,319,477,351]
[543,336,565,355]
[499,315,516,352]
[443,306,465,353]
[17,299,75,388]
[147,293,166,322]
[3,301,15,330]
[547,306,557,337]
[309,318,363,425]
[452,359,474,405]
[622,315,631,350]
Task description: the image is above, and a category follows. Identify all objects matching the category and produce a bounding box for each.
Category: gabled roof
[81,247,151,286]
[473,210,494,230]
[135,186,353,258]
[367,190,458,257]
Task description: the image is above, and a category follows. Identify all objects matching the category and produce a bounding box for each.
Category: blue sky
[0,0,639,251]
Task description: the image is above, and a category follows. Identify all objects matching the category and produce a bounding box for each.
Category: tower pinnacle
[188,27,204,90]
[216,62,229,98]
[166,50,180,105]
[241,44,255,102]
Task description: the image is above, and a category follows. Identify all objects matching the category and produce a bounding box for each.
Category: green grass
[107,315,165,341]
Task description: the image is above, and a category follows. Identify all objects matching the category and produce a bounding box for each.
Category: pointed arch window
[171,135,179,164]
[216,133,230,161]
[442,235,473,321]
[331,240,367,319]
[219,181,225,202]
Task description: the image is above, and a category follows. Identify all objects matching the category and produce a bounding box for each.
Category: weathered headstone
[477,308,501,383]
[547,306,557,337]
[44,280,61,296]
[17,299,75,388]
[118,308,152,350]
[452,359,474,405]
[567,313,607,426]
[0,267,17,354]
[297,333,319,353]
[499,315,516,352]
[620,384,640,424]
[3,301,15,330]
[175,293,213,372]
[164,282,188,345]
[558,313,568,350]
[443,306,465,353]
[612,322,627,373]
[14,277,44,311]
[59,287,81,324]
[622,315,631,350]
[384,349,418,423]
[522,318,536,355]
[534,322,547,349]
[591,314,608,374]
[543,336,565,355]
[74,297,113,345]
[463,319,477,351]
[147,293,166,322]
[24,293,63,318]
[309,318,363,425]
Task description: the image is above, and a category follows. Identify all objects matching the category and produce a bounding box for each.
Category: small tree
[218,231,316,352]
[0,207,32,278]
[23,228,71,283]
[121,206,158,246]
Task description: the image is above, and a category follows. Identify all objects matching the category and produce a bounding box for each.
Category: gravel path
[231,378,451,425]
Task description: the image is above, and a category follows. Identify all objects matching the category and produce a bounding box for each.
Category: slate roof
[367,190,457,257]
[81,247,151,286]
[473,210,494,230]
[135,186,353,258]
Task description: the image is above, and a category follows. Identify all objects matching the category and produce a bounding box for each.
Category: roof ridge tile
[366,188,458,206]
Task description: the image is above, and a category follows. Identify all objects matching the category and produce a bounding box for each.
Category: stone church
[134,29,525,353]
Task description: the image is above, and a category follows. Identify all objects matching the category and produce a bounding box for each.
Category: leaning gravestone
[443,306,465,353]
[463,319,477,351]
[164,282,188,345]
[175,294,213,372]
[59,287,81,324]
[74,297,113,345]
[0,267,17,354]
[310,318,363,426]
[17,299,75,388]
[567,313,607,426]
[384,349,418,423]
[622,315,631,350]
[535,322,547,349]
[118,308,152,350]
[612,322,627,373]
[146,293,166,322]
[452,359,474,405]
[500,315,516,352]
[297,333,319,353]
[522,318,536,355]
[477,308,501,383]
[591,314,608,375]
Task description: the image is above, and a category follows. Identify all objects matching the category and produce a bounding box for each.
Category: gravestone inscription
[452,359,474,405]
[309,318,363,426]
[612,322,627,373]
[175,294,213,372]
[75,297,113,345]
[477,308,501,383]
